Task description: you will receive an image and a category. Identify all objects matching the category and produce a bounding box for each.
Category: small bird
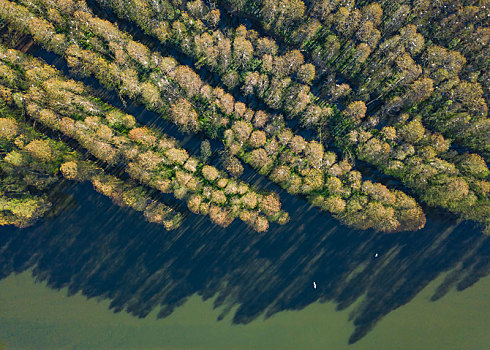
[374,253,379,258]
[313,281,317,289]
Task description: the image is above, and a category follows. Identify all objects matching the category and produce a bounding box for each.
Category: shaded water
[0,180,489,348]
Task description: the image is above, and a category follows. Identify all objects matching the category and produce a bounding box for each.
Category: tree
[170,98,201,133]
[289,135,307,153]
[216,35,232,71]
[270,165,291,183]
[343,101,367,124]
[296,63,316,85]
[311,0,337,20]
[128,127,157,147]
[233,36,254,68]
[140,82,163,109]
[252,110,269,128]
[223,155,244,177]
[120,68,141,99]
[284,85,311,117]
[362,181,396,205]
[361,3,383,26]
[259,193,281,216]
[283,50,305,76]
[381,127,397,141]
[211,190,227,205]
[458,153,489,179]
[425,176,470,208]
[222,70,240,89]
[0,195,51,228]
[186,0,206,17]
[301,105,332,128]
[137,151,162,171]
[347,170,362,191]
[323,196,347,214]
[305,141,324,168]
[402,77,433,106]
[249,130,267,148]
[262,0,306,32]
[343,9,362,38]
[256,37,278,56]
[0,64,17,87]
[395,52,422,87]
[194,32,214,57]
[399,25,425,55]
[356,21,380,48]
[358,137,390,163]
[398,119,426,144]
[265,77,290,109]
[202,165,219,181]
[247,148,272,171]
[325,176,343,196]
[126,40,150,68]
[384,4,411,35]
[333,7,350,35]
[242,71,260,96]
[423,45,466,82]
[199,139,212,162]
[174,65,203,97]
[209,205,235,227]
[291,19,321,45]
[329,83,352,101]
[25,140,53,161]
[253,215,269,232]
[205,9,220,28]
[164,148,189,166]
[241,192,258,209]
[232,120,253,142]
[0,118,19,140]
[451,81,488,118]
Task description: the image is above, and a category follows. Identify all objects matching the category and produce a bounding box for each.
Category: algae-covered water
[0,270,488,349]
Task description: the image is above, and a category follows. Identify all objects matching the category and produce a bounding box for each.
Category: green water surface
[0,271,488,350]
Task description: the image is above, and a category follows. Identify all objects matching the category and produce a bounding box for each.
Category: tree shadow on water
[0,181,488,345]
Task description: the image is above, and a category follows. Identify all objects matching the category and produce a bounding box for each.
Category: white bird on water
[313,281,317,289]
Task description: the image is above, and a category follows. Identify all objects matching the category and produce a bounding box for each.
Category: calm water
[0,181,489,349]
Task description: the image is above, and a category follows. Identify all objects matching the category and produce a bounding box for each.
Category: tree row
[93,0,488,231]
[0,91,183,229]
[0,44,290,231]
[205,0,488,158]
[0,0,425,232]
